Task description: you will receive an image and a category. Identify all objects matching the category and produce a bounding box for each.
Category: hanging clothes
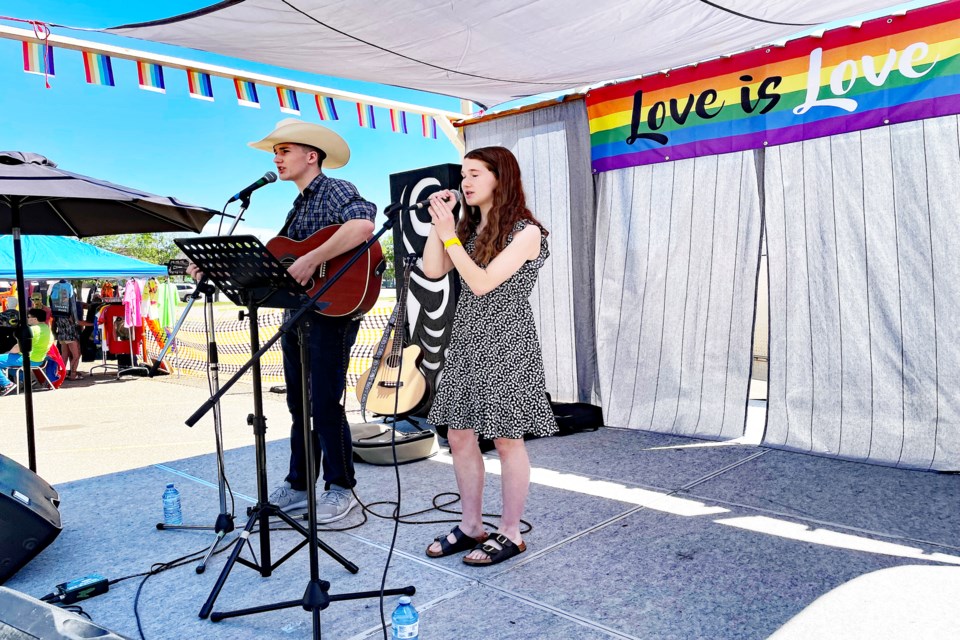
[143,278,160,320]
[157,282,179,329]
[123,279,142,328]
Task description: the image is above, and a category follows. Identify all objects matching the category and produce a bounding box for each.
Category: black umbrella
[0,151,217,472]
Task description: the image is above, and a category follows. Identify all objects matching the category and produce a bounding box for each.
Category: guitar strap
[277,207,296,238]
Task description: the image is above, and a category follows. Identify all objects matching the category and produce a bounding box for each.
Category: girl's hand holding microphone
[428,190,459,242]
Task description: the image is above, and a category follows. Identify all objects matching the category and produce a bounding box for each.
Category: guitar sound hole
[280,257,315,290]
[385,355,401,368]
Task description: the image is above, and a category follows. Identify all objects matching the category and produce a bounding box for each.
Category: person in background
[0,308,55,395]
[49,279,83,380]
[422,146,557,566]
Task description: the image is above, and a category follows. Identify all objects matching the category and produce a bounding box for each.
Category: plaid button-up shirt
[283,172,376,240]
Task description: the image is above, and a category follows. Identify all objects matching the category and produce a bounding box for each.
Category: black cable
[280,0,572,94]
[216,202,228,236]
[375,312,408,639]
[56,603,91,620]
[203,298,237,519]
[695,0,818,27]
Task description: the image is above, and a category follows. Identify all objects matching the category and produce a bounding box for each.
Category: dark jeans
[281,313,360,492]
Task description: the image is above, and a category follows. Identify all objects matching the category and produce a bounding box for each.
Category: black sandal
[462,533,526,566]
[426,525,488,558]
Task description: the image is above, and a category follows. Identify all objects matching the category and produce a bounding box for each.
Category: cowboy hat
[248,118,350,169]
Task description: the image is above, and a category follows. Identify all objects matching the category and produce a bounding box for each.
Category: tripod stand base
[199,502,359,619]
[157,512,235,573]
[209,583,416,622]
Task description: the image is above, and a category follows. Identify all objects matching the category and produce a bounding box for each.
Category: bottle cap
[398,596,410,605]
[166,482,175,488]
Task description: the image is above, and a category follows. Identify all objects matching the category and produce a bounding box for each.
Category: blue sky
[0,1,463,238]
[0,1,939,240]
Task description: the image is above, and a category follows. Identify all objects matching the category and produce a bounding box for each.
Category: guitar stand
[176,221,414,638]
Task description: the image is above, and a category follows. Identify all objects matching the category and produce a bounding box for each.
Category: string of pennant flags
[21,40,441,138]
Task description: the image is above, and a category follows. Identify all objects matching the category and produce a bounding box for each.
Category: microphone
[406,191,461,211]
[227,171,278,203]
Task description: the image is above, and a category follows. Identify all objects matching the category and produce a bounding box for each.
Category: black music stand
[175,234,413,637]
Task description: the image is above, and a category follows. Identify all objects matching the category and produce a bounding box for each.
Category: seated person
[0,308,55,395]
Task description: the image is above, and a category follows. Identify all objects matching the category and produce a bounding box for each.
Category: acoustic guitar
[266,224,384,317]
[355,258,427,416]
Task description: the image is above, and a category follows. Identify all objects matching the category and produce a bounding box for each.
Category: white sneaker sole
[316,498,358,524]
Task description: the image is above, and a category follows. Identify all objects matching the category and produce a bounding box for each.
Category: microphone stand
[184,203,400,428]
[152,196,250,574]
[183,204,414,636]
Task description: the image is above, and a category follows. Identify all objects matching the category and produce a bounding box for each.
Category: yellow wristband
[443,237,462,250]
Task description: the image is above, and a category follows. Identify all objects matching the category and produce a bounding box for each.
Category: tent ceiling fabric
[108,0,906,109]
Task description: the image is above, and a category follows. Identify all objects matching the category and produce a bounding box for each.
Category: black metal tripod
[176,211,414,638]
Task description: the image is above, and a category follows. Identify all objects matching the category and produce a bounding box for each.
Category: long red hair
[456,146,548,265]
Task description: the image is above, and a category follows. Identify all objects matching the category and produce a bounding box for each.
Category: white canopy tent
[107,0,908,109]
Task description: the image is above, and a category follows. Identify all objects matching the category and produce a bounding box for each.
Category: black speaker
[0,586,130,639]
[389,164,463,415]
[0,454,61,584]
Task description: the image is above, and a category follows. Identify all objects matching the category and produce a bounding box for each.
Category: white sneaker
[316,486,357,524]
[269,481,308,513]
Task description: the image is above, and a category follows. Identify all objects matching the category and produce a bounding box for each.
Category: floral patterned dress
[428,220,558,440]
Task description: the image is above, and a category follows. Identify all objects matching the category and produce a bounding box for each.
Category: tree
[84,233,182,265]
[380,233,395,289]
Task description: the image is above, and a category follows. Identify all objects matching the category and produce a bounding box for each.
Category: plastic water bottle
[162,483,182,525]
[391,595,418,639]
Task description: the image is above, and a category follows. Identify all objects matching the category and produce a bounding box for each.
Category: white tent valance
[107,0,906,109]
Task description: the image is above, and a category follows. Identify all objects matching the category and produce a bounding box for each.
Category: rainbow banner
[186,69,214,101]
[82,51,115,86]
[421,114,437,139]
[137,61,165,93]
[316,95,338,120]
[587,1,960,173]
[277,87,300,114]
[22,41,54,76]
[234,79,260,107]
[389,108,408,133]
[357,103,376,129]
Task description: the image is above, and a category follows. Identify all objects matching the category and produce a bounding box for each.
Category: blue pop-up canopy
[0,235,167,280]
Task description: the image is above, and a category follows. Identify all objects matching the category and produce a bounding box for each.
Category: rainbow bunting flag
[137,61,165,93]
[316,95,339,121]
[421,115,437,139]
[389,109,408,134]
[22,41,54,76]
[186,69,214,101]
[234,79,260,108]
[277,87,300,114]
[82,51,115,87]
[357,103,376,129]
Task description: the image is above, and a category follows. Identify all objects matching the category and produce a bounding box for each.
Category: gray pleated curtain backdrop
[594,152,763,438]
[764,116,960,471]
[463,100,598,403]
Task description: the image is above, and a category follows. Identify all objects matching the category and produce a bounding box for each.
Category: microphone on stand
[226,171,278,203]
[405,191,462,210]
